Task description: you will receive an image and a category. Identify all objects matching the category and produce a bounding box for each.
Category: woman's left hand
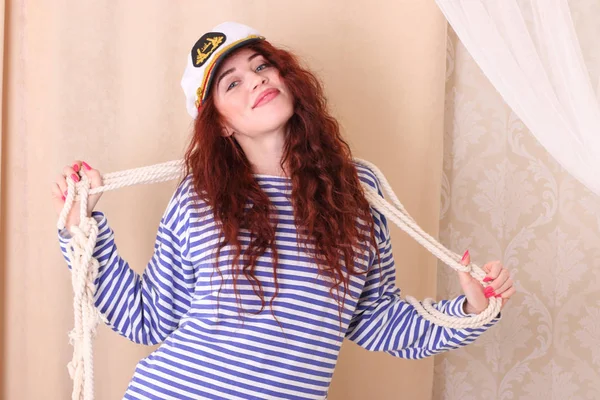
[457,250,515,315]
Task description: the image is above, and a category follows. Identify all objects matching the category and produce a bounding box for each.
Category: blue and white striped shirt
[58,164,500,400]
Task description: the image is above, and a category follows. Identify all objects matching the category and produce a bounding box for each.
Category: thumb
[460,250,471,266]
[457,250,471,284]
[80,162,102,188]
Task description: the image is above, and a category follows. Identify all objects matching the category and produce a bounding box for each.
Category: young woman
[52,22,514,400]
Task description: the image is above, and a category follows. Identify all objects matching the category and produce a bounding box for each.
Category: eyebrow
[215,53,263,89]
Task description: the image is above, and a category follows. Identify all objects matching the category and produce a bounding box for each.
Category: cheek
[274,77,293,104]
[218,94,248,119]
[272,73,287,90]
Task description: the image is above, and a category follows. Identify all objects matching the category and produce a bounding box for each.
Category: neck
[234,128,288,177]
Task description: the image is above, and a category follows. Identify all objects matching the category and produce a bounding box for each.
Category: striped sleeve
[345,165,501,359]
[57,178,195,345]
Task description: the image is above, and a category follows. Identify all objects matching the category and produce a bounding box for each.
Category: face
[211,47,294,139]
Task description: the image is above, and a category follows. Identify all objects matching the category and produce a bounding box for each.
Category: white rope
[57,160,186,400]
[57,158,500,400]
[353,158,501,328]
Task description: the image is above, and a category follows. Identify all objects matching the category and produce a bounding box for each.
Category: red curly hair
[182,40,379,320]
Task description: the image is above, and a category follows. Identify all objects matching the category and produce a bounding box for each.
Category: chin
[254,102,294,131]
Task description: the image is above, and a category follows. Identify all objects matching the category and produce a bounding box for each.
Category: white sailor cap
[180,21,265,118]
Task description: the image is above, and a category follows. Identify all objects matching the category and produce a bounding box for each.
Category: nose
[249,71,268,90]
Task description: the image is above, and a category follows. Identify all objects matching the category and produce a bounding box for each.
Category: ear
[220,126,234,137]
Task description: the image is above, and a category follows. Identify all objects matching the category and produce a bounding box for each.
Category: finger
[482,261,495,282]
[482,263,492,274]
[460,250,471,266]
[490,269,513,293]
[80,164,102,188]
[483,261,502,281]
[491,261,503,277]
[458,250,472,285]
[499,286,516,308]
[497,286,516,300]
[488,268,510,292]
[71,160,83,174]
[51,182,65,201]
[55,174,68,194]
[81,160,92,172]
[457,270,472,286]
[63,165,80,183]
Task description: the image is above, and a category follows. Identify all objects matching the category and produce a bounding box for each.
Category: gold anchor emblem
[195,35,225,66]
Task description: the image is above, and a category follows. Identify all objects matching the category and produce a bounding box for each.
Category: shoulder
[164,174,205,222]
[173,174,214,224]
[166,174,195,210]
[175,174,195,200]
[353,160,384,197]
[353,160,391,242]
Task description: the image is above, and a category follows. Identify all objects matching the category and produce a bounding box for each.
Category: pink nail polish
[483,277,493,283]
[82,161,91,171]
[61,195,66,201]
[73,163,80,173]
[71,173,79,182]
[495,294,502,298]
[64,190,68,196]
[461,250,470,262]
[485,292,495,298]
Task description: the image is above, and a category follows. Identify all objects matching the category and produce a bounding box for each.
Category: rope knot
[68,329,82,345]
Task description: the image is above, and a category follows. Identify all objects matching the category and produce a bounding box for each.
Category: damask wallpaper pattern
[432,7,600,397]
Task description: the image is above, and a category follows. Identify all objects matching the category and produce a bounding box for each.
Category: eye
[256,63,270,72]
[226,81,239,91]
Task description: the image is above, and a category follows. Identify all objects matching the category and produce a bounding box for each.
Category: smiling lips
[253,88,280,108]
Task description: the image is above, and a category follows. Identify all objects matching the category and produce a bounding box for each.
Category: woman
[52,22,514,400]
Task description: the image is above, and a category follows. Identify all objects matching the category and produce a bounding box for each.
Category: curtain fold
[0,0,7,396]
[435,0,600,197]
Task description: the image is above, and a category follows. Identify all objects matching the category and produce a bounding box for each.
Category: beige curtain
[0,0,5,395]
[433,15,600,399]
[0,1,447,399]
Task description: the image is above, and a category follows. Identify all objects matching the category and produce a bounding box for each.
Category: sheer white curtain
[435,0,600,196]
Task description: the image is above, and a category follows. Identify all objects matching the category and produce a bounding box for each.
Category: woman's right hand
[52,160,104,229]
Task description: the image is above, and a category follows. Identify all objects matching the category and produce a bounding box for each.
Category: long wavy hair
[182,40,380,320]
